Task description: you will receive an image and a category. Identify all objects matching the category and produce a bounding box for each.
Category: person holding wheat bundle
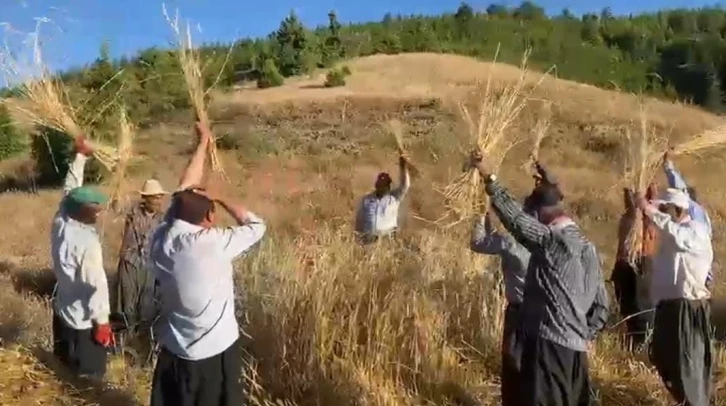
[611,185,658,351]
[662,150,714,287]
[51,136,114,380]
[469,160,558,405]
[634,188,713,406]
[148,122,266,406]
[469,149,608,406]
[115,178,168,359]
[354,155,411,244]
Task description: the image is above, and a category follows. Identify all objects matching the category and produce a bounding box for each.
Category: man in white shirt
[354,155,410,244]
[51,136,114,380]
[636,188,713,406]
[148,121,266,406]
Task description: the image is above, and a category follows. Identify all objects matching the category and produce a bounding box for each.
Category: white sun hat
[650,187,690,210]
[139,179,168,196]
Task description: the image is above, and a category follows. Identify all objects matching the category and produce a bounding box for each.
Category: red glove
[93,323,115,348]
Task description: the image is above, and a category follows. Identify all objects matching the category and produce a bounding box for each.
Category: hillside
[1,53,726,405]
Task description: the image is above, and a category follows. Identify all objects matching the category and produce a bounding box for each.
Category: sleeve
[391,165,411,200]
[663,160,688,191]
[211,211,267,260]
[81,239,110,325]
[584,244,609,339]
[63,153,87,195]
[644,205,703,252]
[485,179,553,251]
[470,215,507,255]
[536,162,558,185]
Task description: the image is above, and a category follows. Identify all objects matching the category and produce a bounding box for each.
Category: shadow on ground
[11,267,57,299]
[31,347,140,406]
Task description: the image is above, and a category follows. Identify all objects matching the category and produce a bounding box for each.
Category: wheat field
[1,53,726,405]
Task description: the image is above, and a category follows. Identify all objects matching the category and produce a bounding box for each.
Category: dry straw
[521,101,552,173]
[383,118,420,177]
[439,47,552,226]
[163,4,231,176]
[0,29,119,171]
[671,125,726,157]
[622,104,667,267]
[108,105,135,210]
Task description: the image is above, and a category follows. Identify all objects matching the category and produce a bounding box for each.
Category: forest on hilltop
[2,2,726,165]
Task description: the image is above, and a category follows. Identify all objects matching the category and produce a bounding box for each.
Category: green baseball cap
[64,186,108,211]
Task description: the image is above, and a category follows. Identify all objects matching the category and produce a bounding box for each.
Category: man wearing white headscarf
[636,188,713,406]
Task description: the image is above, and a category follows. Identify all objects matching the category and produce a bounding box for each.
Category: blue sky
[0,0,721,71]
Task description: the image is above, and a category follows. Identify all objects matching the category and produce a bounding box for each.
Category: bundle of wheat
[0,34,119,171]
[163,5,229,175]
[383,119,420,177]
[108,106,135,211]
[440,47,550,226]
[521,101,552,172]
[622,105,667,267]
[671,125,726,157]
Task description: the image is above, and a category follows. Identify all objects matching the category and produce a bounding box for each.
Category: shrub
[324,66,351,88]
[257,59,285,89]
[30,126,104,186]
[0,106,25,160]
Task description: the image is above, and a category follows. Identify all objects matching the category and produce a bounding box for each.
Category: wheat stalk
[383,118,420,177]
[439,46,551,226]
[163,4,230,176]
[0,34,119,171]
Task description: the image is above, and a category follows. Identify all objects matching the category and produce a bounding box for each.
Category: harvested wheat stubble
[0,347,81,405]
[671,125,726,157]
[164,4,230,176]
[0,34,119,172]
[439,47,551,227]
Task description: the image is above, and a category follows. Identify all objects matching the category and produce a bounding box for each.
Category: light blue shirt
[664,160,714,283]
[149,207,266,360]
[50,154,110,330]
[355,166,410,237]
[664,160,712,237]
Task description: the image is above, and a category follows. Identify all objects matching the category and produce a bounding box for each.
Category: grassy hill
[1,53,726,405]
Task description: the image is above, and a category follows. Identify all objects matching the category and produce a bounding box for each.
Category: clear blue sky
[0,0,721,71]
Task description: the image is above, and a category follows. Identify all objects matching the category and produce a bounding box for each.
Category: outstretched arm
[486,179,553,251]
[62,136,94,196]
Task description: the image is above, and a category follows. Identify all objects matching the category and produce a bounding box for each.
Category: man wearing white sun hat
[635,187,713,406]
[116,178,169,347]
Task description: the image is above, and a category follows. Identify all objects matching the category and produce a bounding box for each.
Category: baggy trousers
[518,332,591,406]
[650,299,712,406]
[501,302,522,406]
[611,259,653,349]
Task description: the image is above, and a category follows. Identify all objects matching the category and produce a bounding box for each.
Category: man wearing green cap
[51,136,114,380]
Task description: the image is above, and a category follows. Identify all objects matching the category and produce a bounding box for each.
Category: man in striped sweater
[470,149,609,406]
[469,161,560,406]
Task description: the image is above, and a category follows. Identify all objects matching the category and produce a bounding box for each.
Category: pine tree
[274,12,311,76]
[0,105,24,160]
[322,11,345,66]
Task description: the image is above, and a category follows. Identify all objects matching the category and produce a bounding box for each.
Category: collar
[549,216,575,231]
[171,219,204,233]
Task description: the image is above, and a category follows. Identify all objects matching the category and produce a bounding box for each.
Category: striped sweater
[486,179,609,352]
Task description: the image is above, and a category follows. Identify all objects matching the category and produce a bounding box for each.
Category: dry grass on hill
[1,53,726,404]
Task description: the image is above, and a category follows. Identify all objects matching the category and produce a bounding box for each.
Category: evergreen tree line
[3,2,726,162]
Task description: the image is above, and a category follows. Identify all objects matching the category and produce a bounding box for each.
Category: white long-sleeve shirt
[645,206,712,305]
[149,206,266,360]
[50,154,111,330]
[355,166,410,237]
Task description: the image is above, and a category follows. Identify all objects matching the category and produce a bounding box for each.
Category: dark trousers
[611,259,652,349]
[501,303,522,406]
[151,340,243,406]
[518,333,591,406]
[52,311,107,378]
[650,299,712,406]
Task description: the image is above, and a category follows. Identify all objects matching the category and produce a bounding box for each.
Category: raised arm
[641,203,703,252]
[62,136,94,196]
[178,122,212,191]
[391,156,411,200]
[81,239,110,325]
[470,212,507,255]
[486,179,552,251]
[663,153,688,191]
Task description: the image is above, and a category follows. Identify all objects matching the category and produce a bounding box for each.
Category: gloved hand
[92,323,115,348]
